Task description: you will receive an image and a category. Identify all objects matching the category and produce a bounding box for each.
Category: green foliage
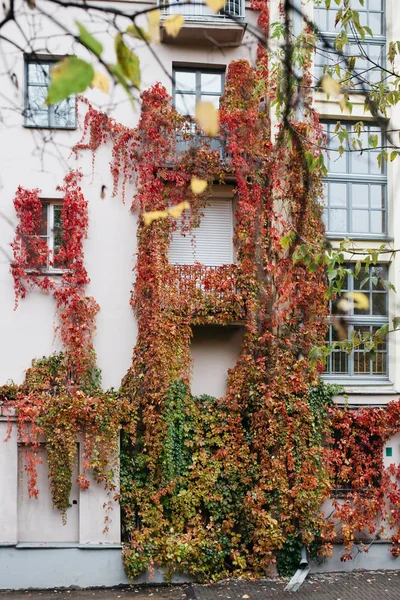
[276,533,303,577]
[76,22,103,56]
[46,56,94,104]
[115,34,140,88]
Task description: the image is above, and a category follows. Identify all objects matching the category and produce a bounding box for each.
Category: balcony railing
[176,121,228,159]
[159,0,245,20]
[163,264,245,322]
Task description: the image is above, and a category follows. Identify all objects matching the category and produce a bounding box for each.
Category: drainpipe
[284,546,310,592]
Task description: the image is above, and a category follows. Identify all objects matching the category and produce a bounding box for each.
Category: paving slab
[1,571,400,600]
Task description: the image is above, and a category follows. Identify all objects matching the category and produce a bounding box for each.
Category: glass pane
[372,292,387,315]
[352,184,369,208]
[369,0,383,10]
[354,351,371,375]
[26,110,49,128]
[200,95,220,109]
[372,265,387,289]
[351,135,369,174]
[201,72,222,93]
[354,268,369,290]
[369,11,383,35]
[40,203,48,236]
[370,185,384,209]
[327,133,347,173]
[175,93,196,116]
[28,63,49,85]
[372,353,386,375]
[329,182,347,207]
[28,85,48,114]
[175,71,196,92]
[329,208,347,232]
[53,98,75,128]
[370,210,384,234]
[321,182,328,207]
[332,351,348,374]
[352,209,369,233]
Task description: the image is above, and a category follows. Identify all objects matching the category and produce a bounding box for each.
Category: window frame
[24,55,77,130]
[313,0,386,91]
[172,66,225,116]
[324,263,390,383]
[36,199,65,274]
[322,121,388,239]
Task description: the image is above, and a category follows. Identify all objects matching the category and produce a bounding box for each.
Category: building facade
[0,0,400,588]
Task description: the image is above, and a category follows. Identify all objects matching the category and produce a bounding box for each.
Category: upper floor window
[173,67,224,117]
[169,198,233,266]
[173,67,225,155]
[314,0,386,89]
[322,121,387,237]
[325,264,389,380]
[25,57,76,129]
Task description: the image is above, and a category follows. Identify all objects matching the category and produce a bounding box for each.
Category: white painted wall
[190,325,244,397]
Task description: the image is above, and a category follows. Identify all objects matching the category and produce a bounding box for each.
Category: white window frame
[324,264,389,383]
[24,56,77,130]
[39,200,65,273]
[313,0,386,91]
[322,121,388,239]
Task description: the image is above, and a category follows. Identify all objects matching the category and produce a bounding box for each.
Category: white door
[18,444,79,542]
[169,199,233,266]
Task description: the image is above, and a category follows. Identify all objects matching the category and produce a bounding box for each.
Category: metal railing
[159,0,245,20]
[163,264,245,319]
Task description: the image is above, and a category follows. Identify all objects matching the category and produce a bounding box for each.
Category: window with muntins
[25,58,76,129]
[173,67,225,155]
[325,264,389,379]
[314,0,386,90]
[322,121,387,237]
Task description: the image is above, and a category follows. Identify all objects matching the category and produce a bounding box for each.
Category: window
[30,200,65,271]
[314,0,386,90]
[169,198,233,266]
[322,121,387,237]
[25,58,76,129]
[325,264,389,379]
[173,67,225,155]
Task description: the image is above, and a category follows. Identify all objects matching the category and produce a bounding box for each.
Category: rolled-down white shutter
[169,199,233,266]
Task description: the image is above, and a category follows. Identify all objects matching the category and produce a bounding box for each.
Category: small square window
[24,57,76,129]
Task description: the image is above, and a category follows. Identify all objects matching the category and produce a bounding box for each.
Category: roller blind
[169,199,233,266]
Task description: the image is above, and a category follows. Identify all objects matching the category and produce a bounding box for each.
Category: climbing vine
[2,0,400,582]
[3,169,128,517]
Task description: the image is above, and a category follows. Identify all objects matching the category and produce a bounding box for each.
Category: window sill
[325,234,393,242]
[14,543,122,549]
[23,124,77,131]
[25,269,68,276]
[322,375,392,387]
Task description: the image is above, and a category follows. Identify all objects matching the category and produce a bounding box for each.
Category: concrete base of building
[0,543,398,590]
[310,543,399,573]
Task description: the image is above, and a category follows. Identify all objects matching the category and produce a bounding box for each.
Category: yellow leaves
[321,75,341,98]
[205,0,226,13]
[195,101,219,136]
[190,178,208,195]
[148,9,161,42]
[337,292,370,313]
[143,201,190,226]
[168,201,190,219]
[164,14,185,37]
[90,72,110,94]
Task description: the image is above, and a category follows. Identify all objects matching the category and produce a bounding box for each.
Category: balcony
[159,0,246,45]
[163,264,245,323]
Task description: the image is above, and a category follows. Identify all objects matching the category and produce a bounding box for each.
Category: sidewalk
[1,571,400,600]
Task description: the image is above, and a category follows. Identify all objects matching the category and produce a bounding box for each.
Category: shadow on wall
[190,325,244,398]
